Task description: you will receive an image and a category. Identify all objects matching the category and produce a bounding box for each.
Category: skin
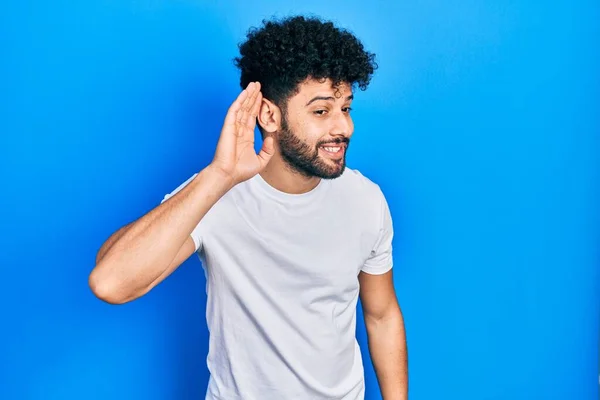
[90,78,407,399]
[359,269,408,399]
[91,82,274,304]
[256,78,354,193]
[257,77,408,398]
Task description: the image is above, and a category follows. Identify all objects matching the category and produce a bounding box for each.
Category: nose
[330,109,353,139]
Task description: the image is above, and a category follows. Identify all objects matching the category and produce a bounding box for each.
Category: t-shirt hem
[360,262,393,275]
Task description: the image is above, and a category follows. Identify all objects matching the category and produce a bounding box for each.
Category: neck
[259,153,321,195]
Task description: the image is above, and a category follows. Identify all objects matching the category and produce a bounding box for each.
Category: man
[89,15,408,400]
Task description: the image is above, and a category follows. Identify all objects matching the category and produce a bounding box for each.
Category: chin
[314,163,346,180]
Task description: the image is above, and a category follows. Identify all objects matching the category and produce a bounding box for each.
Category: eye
[313,110,327,116]
[343,107,353,113]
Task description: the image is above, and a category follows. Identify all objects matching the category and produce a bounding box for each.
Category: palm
[212,82,274,184]
[236,140,263,177]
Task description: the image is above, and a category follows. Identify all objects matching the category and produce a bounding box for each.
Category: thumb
[257,136,275,169]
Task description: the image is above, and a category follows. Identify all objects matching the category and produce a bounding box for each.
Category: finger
[257,135,275,170]
[236,82,256,128]
[241,91,262,140]
[244,88,262,129]
[240,82,258,124]
[224,86,250,127]
[240,82,255,112]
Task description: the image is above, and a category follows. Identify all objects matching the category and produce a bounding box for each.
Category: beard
[277,115,349,180]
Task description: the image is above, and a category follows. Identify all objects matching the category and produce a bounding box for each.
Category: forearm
[96,223,132,265]
[365,309,408,399]
[90,165,232,302]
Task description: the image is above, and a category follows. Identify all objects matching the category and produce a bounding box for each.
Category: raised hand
[210,81,275,186]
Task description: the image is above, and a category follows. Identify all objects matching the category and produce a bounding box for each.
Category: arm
[89,81,273,305]
[359,269,408,400]
[89,166,233,304]
[95,223,132,266]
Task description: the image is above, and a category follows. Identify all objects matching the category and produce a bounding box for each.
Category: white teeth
[323,147,341,152]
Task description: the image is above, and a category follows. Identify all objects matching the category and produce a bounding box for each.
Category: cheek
[297,120,323,145]
[288,110,330,146]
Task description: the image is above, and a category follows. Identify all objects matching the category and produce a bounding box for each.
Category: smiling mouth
[319,144,346,159]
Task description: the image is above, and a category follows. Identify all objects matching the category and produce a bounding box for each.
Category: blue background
[1,1,599,399]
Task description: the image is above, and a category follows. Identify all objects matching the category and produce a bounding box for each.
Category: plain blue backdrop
[1,1,599,399]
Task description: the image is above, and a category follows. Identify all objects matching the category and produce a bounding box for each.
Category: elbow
[88,268,132,305]
[364,305,403,329]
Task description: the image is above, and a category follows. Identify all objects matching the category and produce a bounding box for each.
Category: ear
[257,97,282,134]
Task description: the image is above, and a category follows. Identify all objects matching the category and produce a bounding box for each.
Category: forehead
[288,78,353,105]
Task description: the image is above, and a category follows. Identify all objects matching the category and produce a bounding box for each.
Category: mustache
[318,138,350,146]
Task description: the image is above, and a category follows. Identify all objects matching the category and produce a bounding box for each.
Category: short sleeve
[361,191,394,275]
[160,173,203,252]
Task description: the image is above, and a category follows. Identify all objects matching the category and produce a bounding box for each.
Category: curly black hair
[234,15,378,112]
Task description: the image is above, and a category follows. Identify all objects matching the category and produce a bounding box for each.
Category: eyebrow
[305,94,354,106]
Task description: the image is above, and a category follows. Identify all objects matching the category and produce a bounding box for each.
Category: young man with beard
[89,15,408,400]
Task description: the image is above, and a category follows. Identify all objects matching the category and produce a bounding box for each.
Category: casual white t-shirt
[161,167,394,400]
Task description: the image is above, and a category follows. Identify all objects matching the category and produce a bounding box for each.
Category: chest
[201,197,379,302]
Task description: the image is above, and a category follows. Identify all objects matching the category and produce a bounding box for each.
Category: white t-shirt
[161,167,394,400]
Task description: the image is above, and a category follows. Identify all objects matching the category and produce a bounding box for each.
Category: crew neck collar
[251,172,329,204]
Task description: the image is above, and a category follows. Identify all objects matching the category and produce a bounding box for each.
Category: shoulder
[329,167,389,227]
[333,166,386,202]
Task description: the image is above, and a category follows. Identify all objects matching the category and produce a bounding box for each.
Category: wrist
[203,164,236,192]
